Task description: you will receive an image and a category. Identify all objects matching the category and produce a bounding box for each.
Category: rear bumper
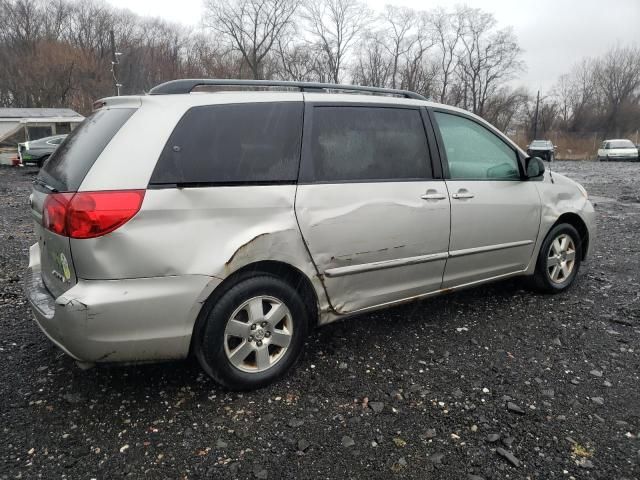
[24,243,221,363]
[528,150,553,158]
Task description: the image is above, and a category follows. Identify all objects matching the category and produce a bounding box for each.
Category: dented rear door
[295,101,450,313]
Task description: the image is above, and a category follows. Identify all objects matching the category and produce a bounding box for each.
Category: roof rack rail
[148,79,427,101]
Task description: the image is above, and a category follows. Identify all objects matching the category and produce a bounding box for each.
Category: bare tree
[483,86,529,132]
[380,5,416,89]
[429,7,464,103]
[553,74,573,126]
[352,29,391,87]
[301,0,368,83]
[276,38,328,82]
[552,59,599,132]
[594,45,640,136]
[203,0,300,79]
[3,0,638,146]
[397,13,435,96]
[455,7,523,116]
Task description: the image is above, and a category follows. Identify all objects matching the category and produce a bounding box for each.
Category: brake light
[43,190,145,239]
[43,193,73,235]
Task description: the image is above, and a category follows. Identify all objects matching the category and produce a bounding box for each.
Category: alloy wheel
[223,296,293,373]
[546,234,576,284]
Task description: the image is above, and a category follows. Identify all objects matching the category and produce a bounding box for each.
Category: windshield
[607,140,635,149]
[530,140,550,147]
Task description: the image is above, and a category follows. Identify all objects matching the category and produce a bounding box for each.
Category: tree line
[1,0,638,140]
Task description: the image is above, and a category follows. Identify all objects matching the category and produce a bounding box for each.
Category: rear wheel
[531,223,582,293]
[195,275,309,390]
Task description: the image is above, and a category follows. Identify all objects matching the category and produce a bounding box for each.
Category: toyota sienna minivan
[25,79,595,390]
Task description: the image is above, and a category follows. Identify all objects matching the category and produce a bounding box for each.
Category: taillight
[43,193,73,235]
[43,190,145,239]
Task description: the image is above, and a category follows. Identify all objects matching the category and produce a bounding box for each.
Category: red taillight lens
[43,193,74,235]
[43,190,145,239]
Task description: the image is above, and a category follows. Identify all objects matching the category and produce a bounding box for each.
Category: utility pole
[533,90,540,140]
[109,29,122,96]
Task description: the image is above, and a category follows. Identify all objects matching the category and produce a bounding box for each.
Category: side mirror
[526,156,546,178]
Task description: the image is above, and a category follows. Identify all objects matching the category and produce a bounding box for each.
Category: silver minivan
[25,80,595,390]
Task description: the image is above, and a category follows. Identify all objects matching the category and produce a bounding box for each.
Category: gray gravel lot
[1,161,639,479]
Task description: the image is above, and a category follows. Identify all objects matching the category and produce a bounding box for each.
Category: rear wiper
[33,177,58,193]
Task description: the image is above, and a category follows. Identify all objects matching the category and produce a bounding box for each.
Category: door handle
[451,189,474,200]
[421,190,447,201]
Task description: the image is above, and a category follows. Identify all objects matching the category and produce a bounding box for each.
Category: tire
[37,155,49,168]
[195,275,309,390]
[531,223,582,293]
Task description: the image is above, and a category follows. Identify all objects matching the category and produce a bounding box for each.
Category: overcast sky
[107,0,639,92]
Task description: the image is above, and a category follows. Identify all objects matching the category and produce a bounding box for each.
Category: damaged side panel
[295,181,451,314]
[69,185,332,323]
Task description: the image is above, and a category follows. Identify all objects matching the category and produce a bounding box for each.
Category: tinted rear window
[301,106,431,182]
[149,102,303,185]
[38,108,135,192]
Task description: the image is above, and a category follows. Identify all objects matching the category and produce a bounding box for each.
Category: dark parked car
[18,134,67,167]
[527,140,556,162]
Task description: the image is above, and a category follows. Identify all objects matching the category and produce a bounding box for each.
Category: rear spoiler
[92,96,143,112]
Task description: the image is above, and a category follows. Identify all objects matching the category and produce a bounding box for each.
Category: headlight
[577,183,588,200]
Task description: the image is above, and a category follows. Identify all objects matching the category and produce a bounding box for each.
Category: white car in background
[597,139,639,162]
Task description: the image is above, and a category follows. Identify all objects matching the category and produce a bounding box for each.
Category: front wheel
[37,155,49,168]
[531,223,582,293]
[195,275,309,390]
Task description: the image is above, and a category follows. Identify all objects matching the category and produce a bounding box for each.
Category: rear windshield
[38,108,135,192]
[607,140,635,149]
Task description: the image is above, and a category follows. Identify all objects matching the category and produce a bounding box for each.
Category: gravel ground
[1,161,639,480]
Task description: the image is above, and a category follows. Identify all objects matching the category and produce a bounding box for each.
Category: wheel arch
[189,260,320,356]
[552,212,589,260]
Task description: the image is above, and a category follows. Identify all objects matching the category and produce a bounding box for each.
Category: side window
[434,112,520,180]
[305,106,431,182]
[150,102,303,185]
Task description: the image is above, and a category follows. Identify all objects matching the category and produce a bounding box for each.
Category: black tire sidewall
[197,275,309,390]
[535,223,582,292]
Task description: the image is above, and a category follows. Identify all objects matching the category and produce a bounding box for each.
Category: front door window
[434,112,520,180]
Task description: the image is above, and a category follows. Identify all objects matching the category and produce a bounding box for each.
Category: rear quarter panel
[72,92,332,316]
[69,185,331,318]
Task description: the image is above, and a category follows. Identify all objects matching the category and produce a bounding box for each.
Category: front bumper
[604,154,638,161]
[24,243,221,363]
